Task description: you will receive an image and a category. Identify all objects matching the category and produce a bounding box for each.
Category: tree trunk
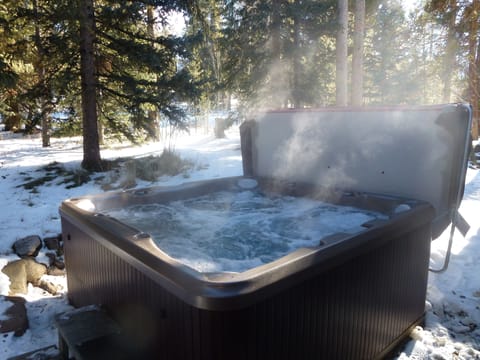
[475,32,480,140]
[351,0,365,106]
[442,0,458,103]
[271,0,281,59]
[4,97,21,131]
[468,0,479,140]
[78,0,102,170]
[270,0,282,108]
[336,0,348,106]
[292,3,302,108]
[33,0,50,147]
[146,5,160,141]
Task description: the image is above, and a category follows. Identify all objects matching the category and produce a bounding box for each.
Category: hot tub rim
[60,190,434,311]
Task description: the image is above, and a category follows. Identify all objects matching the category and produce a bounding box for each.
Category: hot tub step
[54,307,145,360]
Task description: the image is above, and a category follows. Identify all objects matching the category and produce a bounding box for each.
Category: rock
[43,235,61,251]
[23,258,48,285]
[0,296,29,336]
[45,252,65,271]
[45,252,56,267]
[47,266,65,276]
[2,260,28,294]
[12,235,42,257]
[38,280,59,295]
[1,258,48,295]
[53,258,65,270]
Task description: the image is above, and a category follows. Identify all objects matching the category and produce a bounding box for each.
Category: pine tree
[364,0,414,104]
[219,0,337,112]
[352,0,365,106]
[92,1,200,140]
[0,4,18,91]
[336,0,348,106]
[0,0,80,140]
[78,0,102,170]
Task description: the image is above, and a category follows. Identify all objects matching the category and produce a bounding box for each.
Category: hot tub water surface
[103,189,386,273]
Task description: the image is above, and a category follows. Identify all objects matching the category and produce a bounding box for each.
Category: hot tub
[60,104,471,359]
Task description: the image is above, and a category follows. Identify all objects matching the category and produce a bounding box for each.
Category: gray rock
[45,252,65,270]
[43,235,61,251]
[47,266,65,276]
[0,296,29,336]
[45,252,56,266]
[12,235,42,257]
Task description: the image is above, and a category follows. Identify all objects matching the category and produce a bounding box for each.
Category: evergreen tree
[2,0,203,168]
[184,0,225,125]
[364,0,413,104]
[336,0,348,106]
[219,0,337,112]
[352,0,366,106]
[0,0,80,139]
[0,4,18,91]
[92,2,200,136]
[78,0,101,170]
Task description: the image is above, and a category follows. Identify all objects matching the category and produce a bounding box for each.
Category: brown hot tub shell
[60,104,471,359]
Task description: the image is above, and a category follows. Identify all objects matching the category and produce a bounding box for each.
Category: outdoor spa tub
[60,104,472,360]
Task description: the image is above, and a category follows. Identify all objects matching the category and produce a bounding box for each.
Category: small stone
[54,259,65,270]
[45,252,56,267]
[47,266,65,276]
[12,235,42,257]
[45,253,65,271]
[0,296,29,336]
[38,280,59,295]
[43,236,60,251]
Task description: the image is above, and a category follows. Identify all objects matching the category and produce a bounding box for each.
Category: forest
[0,0,479,170]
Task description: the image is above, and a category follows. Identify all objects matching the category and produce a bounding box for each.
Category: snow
[0,128,479,358]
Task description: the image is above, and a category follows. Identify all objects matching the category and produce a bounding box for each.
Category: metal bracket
[429,209,470,273]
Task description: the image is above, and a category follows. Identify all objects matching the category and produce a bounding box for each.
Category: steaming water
[104,190,386,273]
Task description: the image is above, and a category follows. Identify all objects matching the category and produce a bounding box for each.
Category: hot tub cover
[241,104,472,238]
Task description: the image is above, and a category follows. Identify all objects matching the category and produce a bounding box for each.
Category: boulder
[43,235,62,252]
[38,280,59,295]
[12,235,42,257]
[1,258,48,295]
[0,296,29,336]
[2,260,28,294]
[45,252,66,276]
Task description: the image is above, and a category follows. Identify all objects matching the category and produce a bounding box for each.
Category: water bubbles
[104,190,384,273]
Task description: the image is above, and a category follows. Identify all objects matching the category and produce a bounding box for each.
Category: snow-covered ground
[0,128,479,359]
